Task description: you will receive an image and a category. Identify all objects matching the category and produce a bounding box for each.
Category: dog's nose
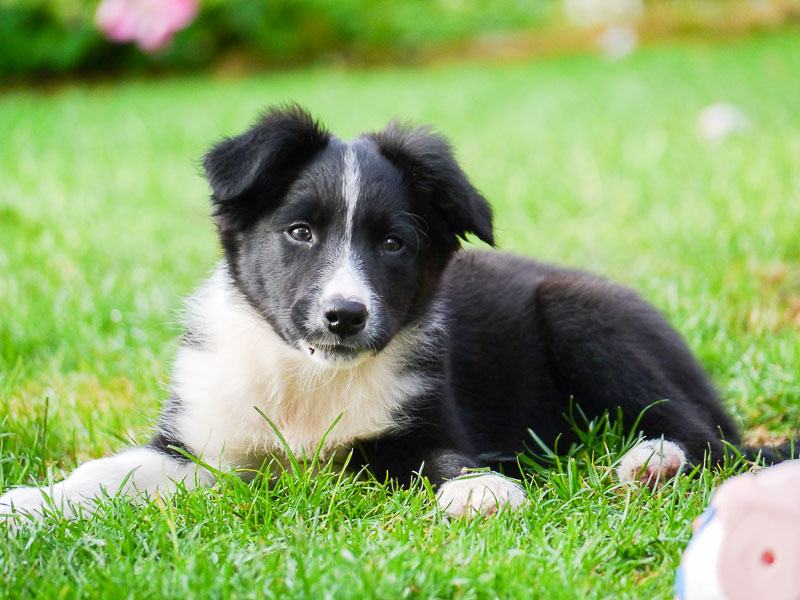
[323,297,368,337]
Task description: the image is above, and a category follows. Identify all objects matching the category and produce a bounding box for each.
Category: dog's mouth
[303,340,370,365]
[308,343,358,356]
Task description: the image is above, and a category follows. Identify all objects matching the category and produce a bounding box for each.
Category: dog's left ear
[368,123,494,248]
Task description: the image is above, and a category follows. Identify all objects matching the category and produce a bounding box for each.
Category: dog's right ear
[203,105,330,232]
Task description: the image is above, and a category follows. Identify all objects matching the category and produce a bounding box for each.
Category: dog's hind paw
[617,439,686,489]
[436,472,528,518]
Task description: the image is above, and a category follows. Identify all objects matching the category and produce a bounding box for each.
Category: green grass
[2,31,800,598]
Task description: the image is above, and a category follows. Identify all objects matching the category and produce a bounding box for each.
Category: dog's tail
[741,440,798,465]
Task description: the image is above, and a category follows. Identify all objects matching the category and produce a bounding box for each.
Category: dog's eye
[288,225,313,243]
[381,236,403,253]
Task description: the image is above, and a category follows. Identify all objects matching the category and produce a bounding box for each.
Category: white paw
[0,486,55,528]
[435,472,528,518]
[617,439,686,488]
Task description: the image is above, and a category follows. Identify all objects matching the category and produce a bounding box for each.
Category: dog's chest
[170,271,427,467]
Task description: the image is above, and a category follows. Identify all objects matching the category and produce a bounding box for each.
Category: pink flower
[96,0,198,52]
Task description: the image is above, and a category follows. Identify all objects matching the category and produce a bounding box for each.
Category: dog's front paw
[0,486,57,527]
[436,472,528,518]
[617,439,686,489]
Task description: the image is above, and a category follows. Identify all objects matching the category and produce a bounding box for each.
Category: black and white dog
[0,106,774,522]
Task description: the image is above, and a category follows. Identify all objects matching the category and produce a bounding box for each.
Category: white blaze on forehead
[319,145,372,310]
[342,145,361,243]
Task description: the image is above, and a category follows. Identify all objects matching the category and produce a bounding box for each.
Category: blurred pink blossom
[96,0,198,52]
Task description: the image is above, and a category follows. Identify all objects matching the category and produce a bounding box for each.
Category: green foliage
[0,2,101,75]
[2,32,800,598]
[0,0,549,78]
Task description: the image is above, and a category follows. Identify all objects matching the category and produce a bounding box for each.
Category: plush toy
[675,460,800,600]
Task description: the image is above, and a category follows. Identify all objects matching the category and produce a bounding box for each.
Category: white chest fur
[168,266,430,470]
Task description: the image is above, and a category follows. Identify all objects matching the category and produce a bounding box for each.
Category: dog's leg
[414,448,528,517]
[434,471,528,517]
[360,438,528,518]
[534,274,740,469]
[0,447,214,526]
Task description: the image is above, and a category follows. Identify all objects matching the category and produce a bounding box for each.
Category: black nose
[324,297,368,337]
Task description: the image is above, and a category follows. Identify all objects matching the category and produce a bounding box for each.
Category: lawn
[2,31,800,599]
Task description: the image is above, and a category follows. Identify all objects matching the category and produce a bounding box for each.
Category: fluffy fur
[1,105,790,524]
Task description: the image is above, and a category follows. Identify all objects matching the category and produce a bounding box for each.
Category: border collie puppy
[0,106,776,523]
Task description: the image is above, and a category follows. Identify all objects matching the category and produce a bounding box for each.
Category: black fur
[441,251,739,467]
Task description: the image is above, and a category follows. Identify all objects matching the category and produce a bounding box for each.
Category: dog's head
[203,105,493,366]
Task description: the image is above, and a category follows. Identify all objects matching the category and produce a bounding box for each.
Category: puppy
[0,106,778,523]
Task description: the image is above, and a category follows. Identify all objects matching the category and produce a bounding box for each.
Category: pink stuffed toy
[675,460,800,600]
